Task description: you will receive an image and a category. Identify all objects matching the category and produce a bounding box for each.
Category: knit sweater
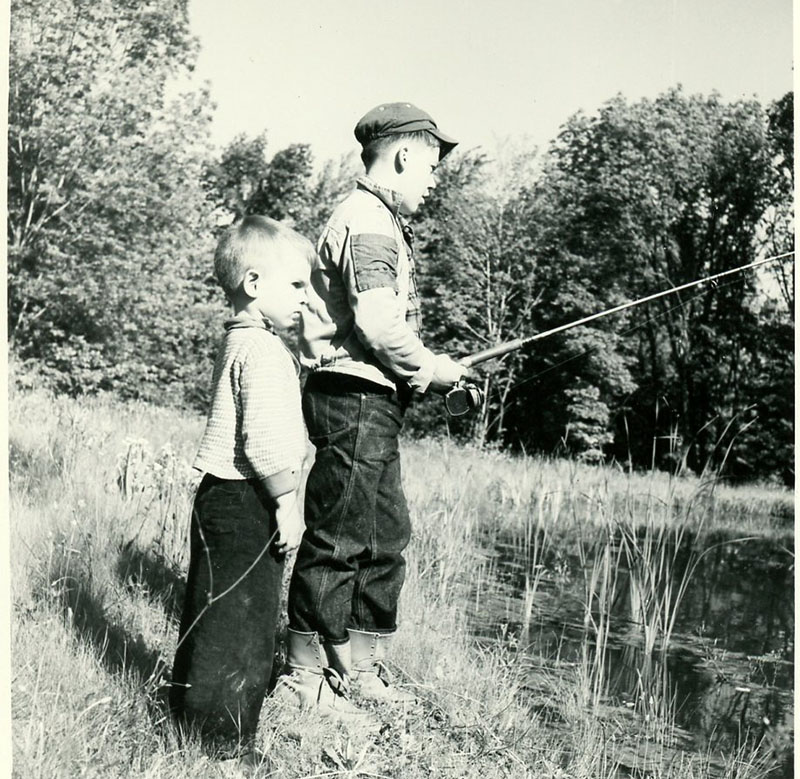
[193,312,306,498]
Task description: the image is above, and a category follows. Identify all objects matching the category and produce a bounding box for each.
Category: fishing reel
[444,381,484,417]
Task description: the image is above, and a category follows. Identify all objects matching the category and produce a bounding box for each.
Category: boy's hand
[274,492,304,554]
[428,354,469,393]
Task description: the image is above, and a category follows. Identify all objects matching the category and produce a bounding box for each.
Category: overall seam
[354,398,386,629]
[312,392,366,637]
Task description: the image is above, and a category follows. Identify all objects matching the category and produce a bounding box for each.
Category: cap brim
[428,128,458,159]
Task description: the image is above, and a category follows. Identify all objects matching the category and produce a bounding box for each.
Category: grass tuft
[9,388,792,777]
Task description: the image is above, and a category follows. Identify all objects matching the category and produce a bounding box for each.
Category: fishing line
[464,251,794,424]
[505,272,753,394]
[461,251,794,369]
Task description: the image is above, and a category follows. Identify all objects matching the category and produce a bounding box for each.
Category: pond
[469,527,794,776]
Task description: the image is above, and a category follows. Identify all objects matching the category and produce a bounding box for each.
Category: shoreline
[9,389,792,777]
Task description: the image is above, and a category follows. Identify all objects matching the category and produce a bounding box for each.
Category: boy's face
[396,141,440,216]
[246,249,310,328]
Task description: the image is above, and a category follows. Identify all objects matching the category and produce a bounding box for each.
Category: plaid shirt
[401,222,422,337]
[194,312,306,498]
[299,175,437,392]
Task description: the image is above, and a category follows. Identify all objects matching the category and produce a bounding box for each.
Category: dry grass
[8,388,790,778]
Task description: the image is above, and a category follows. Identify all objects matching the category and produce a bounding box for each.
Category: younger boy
[283,103,467,713]
[170,216,311,756]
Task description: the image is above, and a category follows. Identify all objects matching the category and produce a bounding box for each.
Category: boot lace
[323,666,352,698]
[373,660,393,687]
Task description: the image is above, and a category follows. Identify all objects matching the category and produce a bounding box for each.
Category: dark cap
[354,102,458,159]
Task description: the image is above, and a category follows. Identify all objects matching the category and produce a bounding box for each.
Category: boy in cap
[281,102,467,714]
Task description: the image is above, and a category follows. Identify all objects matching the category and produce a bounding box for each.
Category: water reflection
[470,528,794,775]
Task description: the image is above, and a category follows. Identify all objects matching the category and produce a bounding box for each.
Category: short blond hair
[214,215,314,297]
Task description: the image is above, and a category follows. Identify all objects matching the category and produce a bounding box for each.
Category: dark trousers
[170,475,284,753]
[288,372,412,643]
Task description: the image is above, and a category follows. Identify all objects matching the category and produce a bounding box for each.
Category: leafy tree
[761,92,794,313]
[413,144,543,445]
[201,132,270,219]
[563,383,614,462]
[297,151,361,240]
[8,0,220,405]
[512,88,791,477]
[251,143,313,224]
[203,134,315,227]
[734,299,793,483]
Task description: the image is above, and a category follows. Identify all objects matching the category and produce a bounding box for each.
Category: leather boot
[348,629,416,704]
[274,629,373,722]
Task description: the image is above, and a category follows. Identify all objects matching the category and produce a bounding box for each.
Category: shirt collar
[356,175,405,219]
[224,310,274,332]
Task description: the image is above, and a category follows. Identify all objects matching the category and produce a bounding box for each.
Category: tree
[413,143,544,446]
[201,132,270,219]
[511,88,791,477]
[735,299,793,484]
[297,151,361,240]
[251,143,313,224]
[8,0,221,405]
[761,92,794,313]
[203,134,315,227]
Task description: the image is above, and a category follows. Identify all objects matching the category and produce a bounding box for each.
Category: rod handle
[461,338,525,367]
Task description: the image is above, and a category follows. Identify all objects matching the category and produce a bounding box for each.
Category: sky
[187,0,792,165]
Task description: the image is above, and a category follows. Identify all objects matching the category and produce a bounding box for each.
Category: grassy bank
[9,388,791,778]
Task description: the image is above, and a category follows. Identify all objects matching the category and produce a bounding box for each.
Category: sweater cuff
[260,467,300,498]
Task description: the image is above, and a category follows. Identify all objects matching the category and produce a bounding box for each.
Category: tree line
[8,0,793,484]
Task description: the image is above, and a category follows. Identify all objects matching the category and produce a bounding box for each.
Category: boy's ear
[241,267,260,298]
[394,145,408,174]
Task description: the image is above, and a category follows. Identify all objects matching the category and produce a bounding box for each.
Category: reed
[9,388,790,778]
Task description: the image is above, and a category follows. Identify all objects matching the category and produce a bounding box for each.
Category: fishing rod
[444,251,794,416]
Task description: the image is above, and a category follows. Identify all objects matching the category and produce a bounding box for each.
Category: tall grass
[402,440,791,776]
[9,388,791,778]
